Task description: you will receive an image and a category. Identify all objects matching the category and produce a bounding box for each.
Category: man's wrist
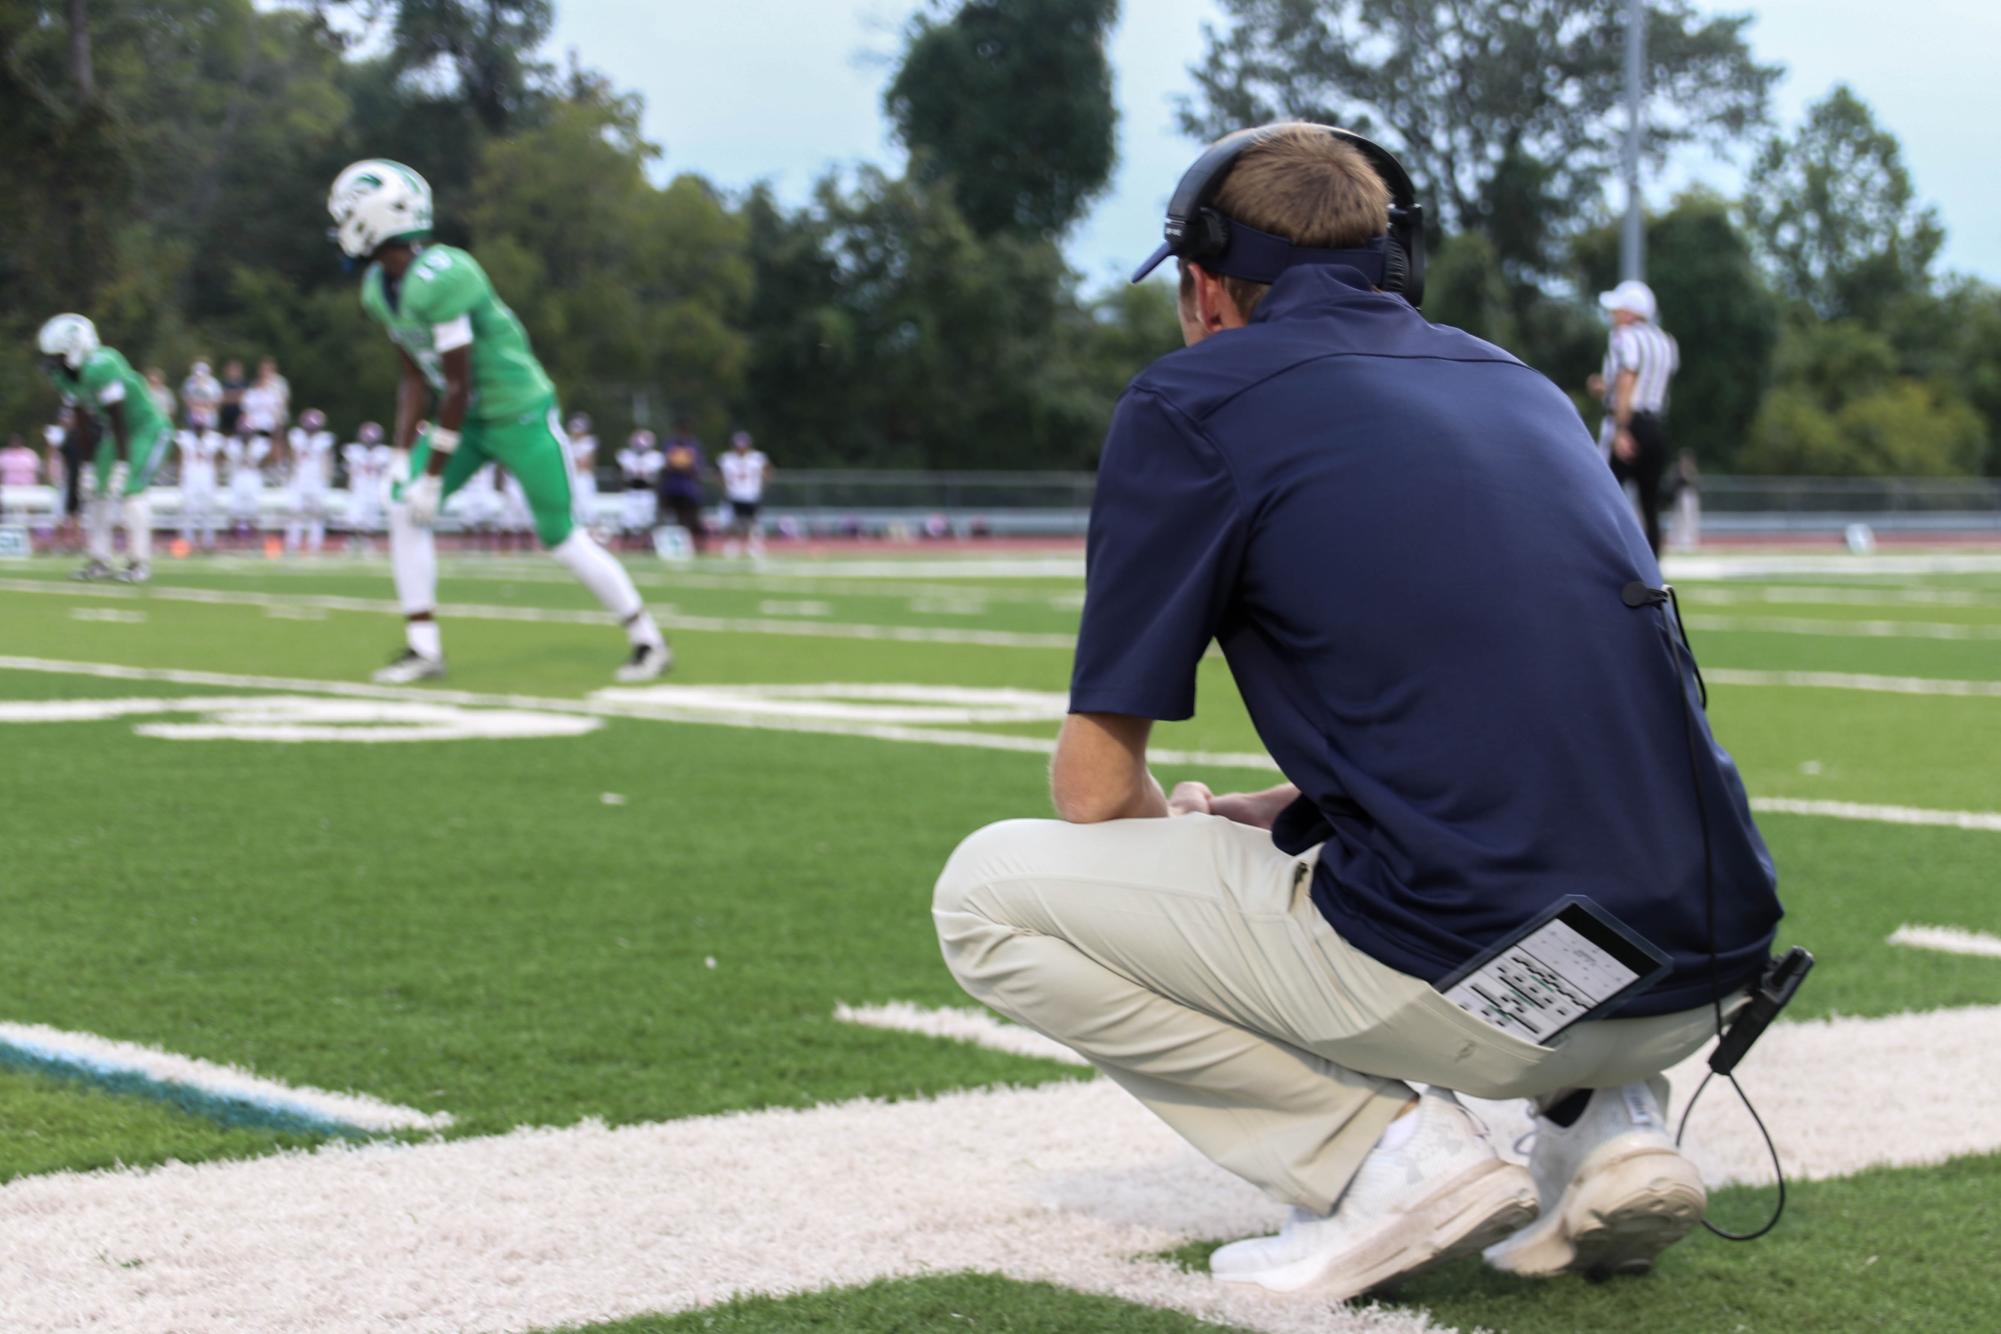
[426,425,461,455]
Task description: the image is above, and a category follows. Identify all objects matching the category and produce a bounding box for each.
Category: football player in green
[325,159,671,685]
[35,314,169,582]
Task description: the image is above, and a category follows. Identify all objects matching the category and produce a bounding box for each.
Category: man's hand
[1613,429,1638,462]
[1166,780,1214,816]
[403,472,443,527]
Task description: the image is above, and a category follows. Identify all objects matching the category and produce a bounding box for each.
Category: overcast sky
[548,0,2001,290]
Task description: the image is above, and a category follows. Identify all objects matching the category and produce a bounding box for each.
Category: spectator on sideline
[657,418,707,552]
[565,413,599,528]
[719,429,770,560]
[217,358,248,437]
[182,359,222,431]
[617,429,663,539]
[145,366,177,425]
[240,359,288,446]
[1595,279,1679,556]
[1,434,39,519]
[932,124,1779,1300]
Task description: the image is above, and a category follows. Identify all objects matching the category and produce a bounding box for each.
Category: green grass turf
[0,552,1997,1331]
[0,1066,317,1183]
[542,1273,1255,1333]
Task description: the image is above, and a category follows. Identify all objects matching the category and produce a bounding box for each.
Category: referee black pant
[1611,412,1670,556]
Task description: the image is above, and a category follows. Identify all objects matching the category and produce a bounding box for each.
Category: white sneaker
[371,649,446,684]
[614,641,672,682]
[1210,1088,1539,1300]
[1483,1079,1706,1278]
[71,558,113,582]
[113,560,150,584]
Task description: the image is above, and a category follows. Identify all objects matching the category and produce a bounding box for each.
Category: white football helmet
[37,313,99,370]
[326,159,434,260]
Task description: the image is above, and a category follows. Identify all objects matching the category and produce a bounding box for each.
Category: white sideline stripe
[1706,667,2001,698]
[0,654,1282,772]
[1687,612,2001,642]
[0,1022,450,1134]
[1693,584,2001,610]
[834,1002,1088,1067]
[1664,553,2001,578]
[1750,797,2001,833]
[0,577,1077,650]
[1888,924,2001,959]
[18,658,2001,831]
[4,1006,1996,1334]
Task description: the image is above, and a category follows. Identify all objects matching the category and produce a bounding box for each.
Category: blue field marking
[0,1040,367,1139]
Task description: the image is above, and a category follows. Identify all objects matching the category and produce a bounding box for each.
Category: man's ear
[1188,264,1243,333]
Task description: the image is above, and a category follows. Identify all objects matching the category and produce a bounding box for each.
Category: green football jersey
[360,244,555,423]
[46,345,168,441]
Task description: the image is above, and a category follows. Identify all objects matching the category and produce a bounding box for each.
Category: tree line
[3,0,1995,477]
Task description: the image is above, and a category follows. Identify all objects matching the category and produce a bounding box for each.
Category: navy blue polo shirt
[1069,264,1780,1018]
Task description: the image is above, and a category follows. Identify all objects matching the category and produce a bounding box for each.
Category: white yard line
[0,1022,450,1134]
[1705,667,2001,698]
[1685,613,2001,642]
[0,577,1077,650]
[3,1003,1995,1334]
[1664,553,2001,579]
[1749,797,2001,833]
[834,1001,1087,1067]
[1888,924,2001,959]
[1690,584,2001,610]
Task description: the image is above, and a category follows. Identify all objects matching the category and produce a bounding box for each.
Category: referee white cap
[1598,278,1657,322]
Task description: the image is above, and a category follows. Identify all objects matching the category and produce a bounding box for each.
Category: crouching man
[931,124,1782,1302]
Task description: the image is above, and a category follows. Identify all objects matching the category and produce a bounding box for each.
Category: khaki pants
[932,814,1718,1213]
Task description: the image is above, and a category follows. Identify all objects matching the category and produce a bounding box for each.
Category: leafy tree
[1423,233,1519,351]
[386,0,553,133]
[886,0,1119,238]
[1743,84,1942,325]
[1739,318,1986,476]
[1181,0,1777,284]
[1573,191,1778,468]
[468,90,752,445]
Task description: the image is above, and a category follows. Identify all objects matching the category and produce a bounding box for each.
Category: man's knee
[931,818,1050,921]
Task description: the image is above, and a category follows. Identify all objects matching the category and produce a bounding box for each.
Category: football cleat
[614,641,673,683]
[71,558,114,582]
[113,560,150,584]
[371,648,446,685]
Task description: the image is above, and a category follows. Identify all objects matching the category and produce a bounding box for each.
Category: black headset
[1131,124,1426,307]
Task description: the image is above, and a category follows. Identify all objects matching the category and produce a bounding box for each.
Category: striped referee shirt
[1602,320,1679,417]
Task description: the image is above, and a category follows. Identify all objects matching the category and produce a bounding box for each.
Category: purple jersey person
[656,424,707,552]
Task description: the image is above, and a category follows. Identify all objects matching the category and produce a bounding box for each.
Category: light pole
[1620,0,1646,281]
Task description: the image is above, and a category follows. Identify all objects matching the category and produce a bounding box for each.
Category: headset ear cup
[1381,240,1409,297]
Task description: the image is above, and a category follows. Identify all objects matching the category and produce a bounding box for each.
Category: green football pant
[92,420,171,497]
[399,397,577,548]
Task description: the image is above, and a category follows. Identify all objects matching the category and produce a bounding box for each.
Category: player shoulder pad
[402,246,487,323]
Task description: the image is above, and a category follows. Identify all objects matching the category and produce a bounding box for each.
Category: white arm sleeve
[432,315,474,354]
[96,380,127,406]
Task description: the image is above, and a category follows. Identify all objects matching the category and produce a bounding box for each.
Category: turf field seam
[1703,668,2001,696]
[1686,613,2001,641]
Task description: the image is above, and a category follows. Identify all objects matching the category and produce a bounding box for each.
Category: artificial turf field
[0,546,1996,1332]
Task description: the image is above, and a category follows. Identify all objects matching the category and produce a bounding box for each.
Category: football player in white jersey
[285,408,336,554]
[224,431,270,539]
[565,413,599,528]
[342,421,392,539]
[176,426,226,551]
[616,430,663,539]
[719,429,771,560]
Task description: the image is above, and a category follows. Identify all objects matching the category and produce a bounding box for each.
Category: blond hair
[1191,123,1393,317]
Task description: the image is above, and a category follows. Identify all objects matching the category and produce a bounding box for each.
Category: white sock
[308,520,324,553]
[625,610,663,649]
[550,530,652,634]
[123,495,152,564]
[407,619,442,660]
[389,503,438,616]
[87,497,115,562]
[286,520,303,551]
